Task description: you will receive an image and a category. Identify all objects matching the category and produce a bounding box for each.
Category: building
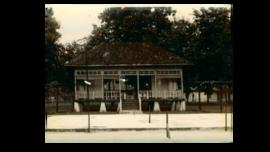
[65,42,191,112]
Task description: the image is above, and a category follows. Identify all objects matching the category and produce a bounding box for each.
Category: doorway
[122,75,138,100]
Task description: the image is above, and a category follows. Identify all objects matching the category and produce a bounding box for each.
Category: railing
[139,90,182,99]
[77,91,102,100]
[77,90,182,100]
[139,90,153,99]
[104,91,119,100]
[156,90,182,99]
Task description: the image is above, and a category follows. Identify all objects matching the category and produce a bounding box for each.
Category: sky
[45,4,231,44]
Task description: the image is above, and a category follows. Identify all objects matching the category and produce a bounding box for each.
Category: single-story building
[65,42,191,112]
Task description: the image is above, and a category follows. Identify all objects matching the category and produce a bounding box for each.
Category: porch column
[74,71,77,100]
[180,68,186,111]
[101,72,104,99]
[118,73,122,112]
[137,71,141,112]
[86,70,89,100]
[180,68,184,99]
[154,71,157,98]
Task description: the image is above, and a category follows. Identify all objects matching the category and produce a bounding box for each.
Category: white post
[74,71,77,100]
[180,69,184,99]
[119,74,122,112]
[137,71,141,112]
[154,71,157,98]
[180,68,185,111]
[101,72,104,99]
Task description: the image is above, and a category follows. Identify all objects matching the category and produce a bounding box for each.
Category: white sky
[45,4,231,44]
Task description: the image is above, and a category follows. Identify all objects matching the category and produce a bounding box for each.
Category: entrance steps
[122,99,139,110]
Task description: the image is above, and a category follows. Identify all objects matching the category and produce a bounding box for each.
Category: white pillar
[101,72,104,99]
[171,101,176,111]
[153,101,160,112]
[180,69,184,99]
[180,68,186,111]
[137,71,142,112]
[180,101,186,111]
[99,102,107,112]
[138,94,142,112]
[154,71,157,98]
[74,102,81,112]
[176,101,181,111]
[118,74,122,112]
[74,71,77,100]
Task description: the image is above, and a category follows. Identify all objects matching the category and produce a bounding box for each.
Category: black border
[7,0,243,145]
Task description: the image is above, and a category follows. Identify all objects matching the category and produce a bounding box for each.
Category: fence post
[220,90,223,112]
[88,112,90,133]
[231,94,233,131]
[225,91,228,131]
[166,112,170,139]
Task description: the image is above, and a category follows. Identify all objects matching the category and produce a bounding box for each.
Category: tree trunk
[207,95,210,104]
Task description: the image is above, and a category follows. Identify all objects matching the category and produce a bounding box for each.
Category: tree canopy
[188,7,232,81]
[85,7,175,49]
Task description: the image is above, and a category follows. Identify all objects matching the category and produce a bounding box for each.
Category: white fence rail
[139,90,182,99]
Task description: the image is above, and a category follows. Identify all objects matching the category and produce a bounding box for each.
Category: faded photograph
[45,4,233,143]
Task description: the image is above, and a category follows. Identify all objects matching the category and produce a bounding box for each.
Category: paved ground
[45,130,233,143]
[46,113,233,130]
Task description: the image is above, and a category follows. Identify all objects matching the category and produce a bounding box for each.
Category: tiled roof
[66,42,191,67]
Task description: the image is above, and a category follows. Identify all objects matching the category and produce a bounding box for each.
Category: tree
[85,7,176,49]
[45,8,61,43]
[45,7,62,84]
[45,7,76,91]
[60,40,86,65]
[168,19,195,58]
[191,7,232,81]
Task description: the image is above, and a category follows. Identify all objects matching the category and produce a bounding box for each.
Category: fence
[45,89,74,114]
